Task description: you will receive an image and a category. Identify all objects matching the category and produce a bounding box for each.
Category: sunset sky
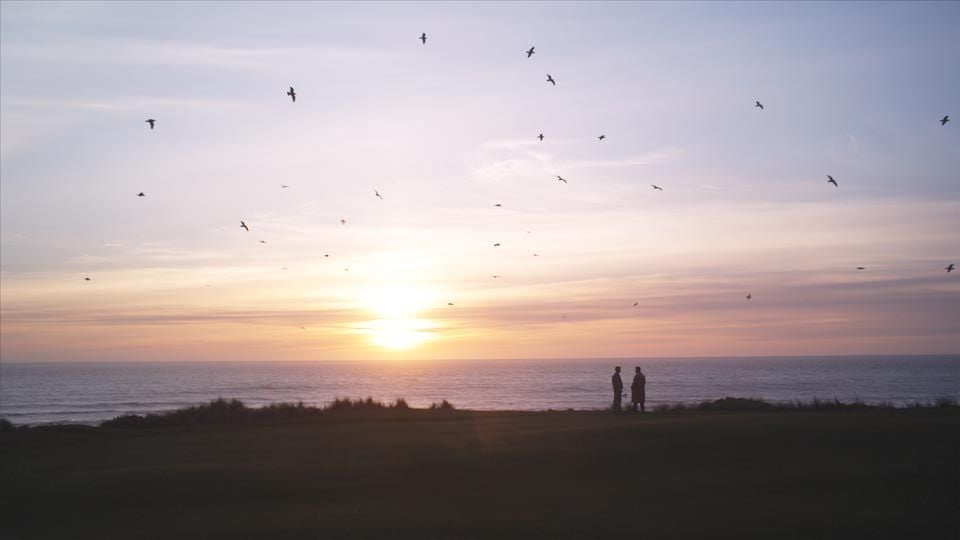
[1,1,958,362]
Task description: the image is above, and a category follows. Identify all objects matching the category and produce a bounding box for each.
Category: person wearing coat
[611,366,624,413]
[631,367,646,412]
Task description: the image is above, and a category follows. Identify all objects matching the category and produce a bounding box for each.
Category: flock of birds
[85,34,954,314]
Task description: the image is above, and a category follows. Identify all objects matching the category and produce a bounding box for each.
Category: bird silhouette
[490,274,502,278]
[259,240,266,244]
[448,302,454,306]
[137,192,145,197]
[857,267,866,270]
[538,133,544,141]
[494,203,502,207]
[145,119,155,129]
[755,101,764,110]
[633,302,639,307]
[546,74,555,86]
[941,115,950,126]
[526,46,535,58]
[240,221,249,232]
[324,254,329,258]
[281,185,289,189]
[746,293,752,300]
[84,277,91,282]
[827,175,838,187]
[533,253,539,257]
[651,185,663,191]
[340,219,347,225]
[286,87,296,103]
[419,32,427,44]
[493,243,500,247]
[375,190,383,200]
[947,263,955,273]
[556,175,567,183]
[598,135,606,141]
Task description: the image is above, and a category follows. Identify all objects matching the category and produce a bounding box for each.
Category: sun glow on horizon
[363,285,438,350]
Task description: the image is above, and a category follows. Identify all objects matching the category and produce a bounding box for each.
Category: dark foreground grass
[0,401,957,540]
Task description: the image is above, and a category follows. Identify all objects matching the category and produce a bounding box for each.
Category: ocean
[1,356,958,425]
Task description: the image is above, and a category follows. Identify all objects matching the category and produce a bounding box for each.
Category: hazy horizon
[2,1,958,362]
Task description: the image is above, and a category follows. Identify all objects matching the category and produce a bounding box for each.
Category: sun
[368,318,431,350]
[363,285,436,350]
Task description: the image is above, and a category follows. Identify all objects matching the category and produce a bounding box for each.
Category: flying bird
[84,277,91,282]
[324,254,330,258]
[546,74,555,86]
[526,46,535,58]
[827,175,838,187]
[493,203,502,207]
[137,192,145,197]
[340,219,346,225]
[533,253,539,257]
[598,135,606,141]
[419,32,427,44]
[857,267,865,270]
[633,302,639,307]
[947,263,955,273]
[538,133,544,141]
[286,87,296,103]
[490,274,502,278]
[375,190,383,200]
[259,240,266,244]
[493,243,500,247]
[145,119,155,129]
[448,302,454,306]
[941,115,950,126]
[755,101,763,110]
[281,185,289,189]
[240,221,249,232]
[746,293,752,300]
[556,175,567,183]
[651,185,663,191]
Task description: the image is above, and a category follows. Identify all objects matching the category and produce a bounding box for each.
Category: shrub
[429,399,455,410]
[0,418,14,432]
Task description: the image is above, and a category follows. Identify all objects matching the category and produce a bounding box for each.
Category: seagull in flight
[240,221,249,232]
[493,203,502,207]
[493,243,501,247]
[375,190,383,200]
[947,263,955,273]
[633,302,639,307]
[137,192,145,197]
[259,240,266,244]
[281,185,289,189]
[857,267,865,270]
[145,119,155,129]
[84,277,91,282]
[651,185,663,191]
[827,175,838,187]
[448,302,454,306]
[746,293,752,300]
[598,135,606,141]
[556,175,567,183]
[526,46,535,58]
[419,32,427,44]
[941,115,950,126]
[533,253,539,257]
[755,101,763,110]
[546,74,555,86]
[286,87,296,103]
[340,219,347,225]
[538,133,544,141]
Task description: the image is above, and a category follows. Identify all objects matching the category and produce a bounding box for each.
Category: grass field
[1,406,957,539]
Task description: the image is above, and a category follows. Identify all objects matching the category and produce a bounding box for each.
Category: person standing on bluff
[611,366,624,414]
[631,367,647,413]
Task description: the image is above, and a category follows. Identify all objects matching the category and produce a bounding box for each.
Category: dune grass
[1,401,957,539]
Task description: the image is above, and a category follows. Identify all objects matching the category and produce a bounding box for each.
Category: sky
[1,1,958,362]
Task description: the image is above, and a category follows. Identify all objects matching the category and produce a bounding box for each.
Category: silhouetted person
[631,367,646,412]
[611,366,623,413]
